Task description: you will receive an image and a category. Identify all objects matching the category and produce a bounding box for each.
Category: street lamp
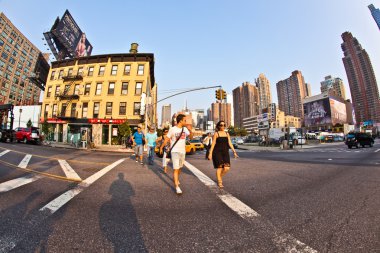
[18,108,22,128]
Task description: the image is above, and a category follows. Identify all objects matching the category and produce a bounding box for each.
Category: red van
[15,127,41,144]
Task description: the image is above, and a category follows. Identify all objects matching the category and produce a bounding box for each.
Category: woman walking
[208,121,238,188]
[156,128,171,173]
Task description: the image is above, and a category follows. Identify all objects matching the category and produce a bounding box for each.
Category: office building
[226,93,234,127]
[369,4,380,30]
[161,104,171,128]
[211,102,231,127]
[341,32,380,124]
[0,12,49,105]
[305,83,312,97]
[276,70,307,119]
[232,82,260,128]
[41,47,156,146]
[255,73,272,114]
[320,75,346,100]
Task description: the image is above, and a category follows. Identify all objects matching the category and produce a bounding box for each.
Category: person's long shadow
[100,173,147,253]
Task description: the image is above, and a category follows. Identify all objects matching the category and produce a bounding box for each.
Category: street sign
[257,113,268,123]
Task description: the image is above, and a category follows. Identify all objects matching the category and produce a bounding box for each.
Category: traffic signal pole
[157,85,222,104]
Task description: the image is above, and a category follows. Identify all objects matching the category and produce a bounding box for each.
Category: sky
[1,0,379,123]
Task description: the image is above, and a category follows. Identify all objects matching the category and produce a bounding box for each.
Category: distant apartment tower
[255,73,272,114]
[276,70,307,119]
[369,4,380,30]
[211,102,231,127]
[232,82,260,128]
[0,13,49,105]
[341,32,380,124]
[320,75,346,100]
[226,93,234,126]
[161,104,171,128]
[305,83,312,97]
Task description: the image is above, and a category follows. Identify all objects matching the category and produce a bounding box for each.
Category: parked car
[236,138,244,145]
[189,139,204,150]
[15,127,41,144]
[345,132,374,149]
[231,139,238,149]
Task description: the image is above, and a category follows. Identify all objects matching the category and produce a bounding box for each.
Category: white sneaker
[175,186,182,195]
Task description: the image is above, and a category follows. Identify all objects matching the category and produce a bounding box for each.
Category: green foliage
[118,119,131,137]
[41,120,50,135]
[26,119,33,128]
[228,126,248,136]
[227,125,236,136]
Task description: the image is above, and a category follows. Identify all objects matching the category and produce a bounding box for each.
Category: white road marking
[328,159,333,161]
[375,149,380,153]
[0,149,10,157]
[40,158,125,214]
[18,154,32,169]
[0,175,42,193]
[184,161,317,253]
[58,160,82,181]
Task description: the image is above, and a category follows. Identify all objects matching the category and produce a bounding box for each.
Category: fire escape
[56,72,83,120]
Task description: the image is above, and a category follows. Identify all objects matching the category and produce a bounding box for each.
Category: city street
[0,141,379,252]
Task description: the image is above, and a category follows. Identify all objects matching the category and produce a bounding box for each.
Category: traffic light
[222,90,227,100]
[215,89,221,100]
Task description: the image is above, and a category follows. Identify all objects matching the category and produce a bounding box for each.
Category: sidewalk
[48,142,135,153]
[238,141,345,152]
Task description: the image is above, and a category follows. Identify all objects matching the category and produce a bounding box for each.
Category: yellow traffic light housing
[215,89,221,100]
[222,90,227,100]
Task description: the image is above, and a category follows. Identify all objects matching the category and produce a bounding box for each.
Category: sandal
[217,181,224,188]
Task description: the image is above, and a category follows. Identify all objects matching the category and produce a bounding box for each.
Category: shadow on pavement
[100,173,147,253]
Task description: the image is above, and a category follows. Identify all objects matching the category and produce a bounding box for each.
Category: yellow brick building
[41,52,156,147]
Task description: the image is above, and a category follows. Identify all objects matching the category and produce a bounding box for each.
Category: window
[77,67,83,76]
[64,85,70,94]
[55,86,60,96]
[61,104,67,117]
[88,66,94,76]
[58,70,64,79]
[46,87,52,98]
[68,68,73,76]
[134,102,141,115]
[71,103,77,118]
[53,104,58,117]
[111,65,118,75]
[74,84,80,95]
[0,38,3,46]
[84,83,91,95]
[82,102,88,118]
[9,57,15,65]
[93,102,100,118]
[135,82,142,95]
[98,66,105,76]
[121,82,128,95]
[137,64,144,75]
[119,102,126,115]
[108,82,115,95]
[106,102,112,115]
[50,71,55,80]
[44,104,49,119]
[124,64,131,75]
[95,83,102,95]
[1,52,8,60]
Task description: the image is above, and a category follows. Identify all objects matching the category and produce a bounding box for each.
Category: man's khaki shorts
[171,152,185,169]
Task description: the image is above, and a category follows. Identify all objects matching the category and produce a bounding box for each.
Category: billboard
[44,10,92,60]
[304,98,332,126]
[329,99,347,125]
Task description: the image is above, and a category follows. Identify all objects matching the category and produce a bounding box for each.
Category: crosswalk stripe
[0,175,41,193]
[0,149,10,157]
[58,160,82,181]
[18,154,32,169]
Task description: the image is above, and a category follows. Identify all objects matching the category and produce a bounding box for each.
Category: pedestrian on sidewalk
[156,128,171,173]
[146,126,158,165]
[208,120,238,188]
[160,114,193,195]
[132,126,146,165]
[203,132,212,159]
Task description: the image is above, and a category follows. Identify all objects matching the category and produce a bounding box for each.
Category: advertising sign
[269,128,284,139]
[257,113,268,123]
[329,99,347,125]
[52,10,92,58]
[304,98,332,126]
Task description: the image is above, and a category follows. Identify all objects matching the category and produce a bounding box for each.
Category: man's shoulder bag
[166,127,184,159]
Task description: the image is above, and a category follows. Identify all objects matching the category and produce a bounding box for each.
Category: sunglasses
[220,124,225,127]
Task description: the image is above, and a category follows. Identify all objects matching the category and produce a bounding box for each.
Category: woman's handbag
[166,127,184,159]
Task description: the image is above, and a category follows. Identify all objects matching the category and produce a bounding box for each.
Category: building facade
[0,12,49,105]
[255,73,272,114]
[341,32,380,124]
[369,4,380,30]
[320,75,346,100]
[305,83,312,97]
[211,102,231,127]
[276,70,307,119]
[232,82,260,128]
[41,53,156,146]
[161,104,171,128]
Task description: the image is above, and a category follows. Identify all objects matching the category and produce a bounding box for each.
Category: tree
[240,128,248,136]
[228,125,236,136]
[41,120,50,135]
[118,119,131,138]
[26,119,33,128]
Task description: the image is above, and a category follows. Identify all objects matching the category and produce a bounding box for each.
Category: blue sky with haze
[1,0,379,119]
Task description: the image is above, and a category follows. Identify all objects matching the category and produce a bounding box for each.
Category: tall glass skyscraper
[369,4,380,30]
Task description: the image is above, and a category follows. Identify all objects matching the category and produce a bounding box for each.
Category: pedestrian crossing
[295,147,378,153]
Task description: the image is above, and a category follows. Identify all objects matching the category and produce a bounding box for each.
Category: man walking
[203,132,212,159]
[160,114,193,195]
[132,126,145,165]
[146,126,158,165]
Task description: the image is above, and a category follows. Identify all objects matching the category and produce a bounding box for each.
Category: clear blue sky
[1,0,379,121]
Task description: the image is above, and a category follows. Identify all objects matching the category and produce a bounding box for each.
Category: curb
[46,144,135,153]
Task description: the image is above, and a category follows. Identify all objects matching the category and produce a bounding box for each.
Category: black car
[345,132,374,148]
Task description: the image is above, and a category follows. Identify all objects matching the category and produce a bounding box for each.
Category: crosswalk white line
[58,160,82,181]
[18,154,32,169]
[0,175,42,193]
[0,149,10,157]
[375,149,380,153]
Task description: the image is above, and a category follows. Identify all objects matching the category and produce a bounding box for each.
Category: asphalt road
[0,140,379,252]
